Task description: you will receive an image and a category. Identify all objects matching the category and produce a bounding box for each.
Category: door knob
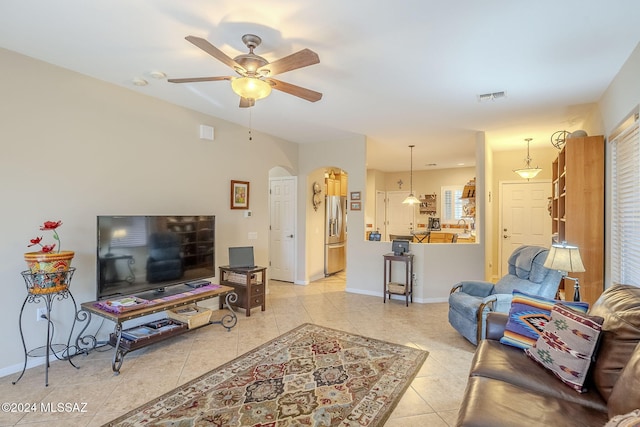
[503,234,510,239]
[287,234,294,238]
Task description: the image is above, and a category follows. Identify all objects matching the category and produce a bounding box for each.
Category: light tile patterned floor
[0,273,476,426]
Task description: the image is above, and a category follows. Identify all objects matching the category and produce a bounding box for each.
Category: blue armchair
[448,245,562,345]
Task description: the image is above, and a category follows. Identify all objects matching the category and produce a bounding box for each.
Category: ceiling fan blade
[168,76,232,83]
[267,78,322,102]
[239,97,255,108]
[258,49,319,76]
[185,35,245,73]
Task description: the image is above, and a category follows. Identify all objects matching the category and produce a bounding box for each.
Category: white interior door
[269,177,296,282]
[500,181,551,276]
[385,191,414,241]
[375,190,386,237]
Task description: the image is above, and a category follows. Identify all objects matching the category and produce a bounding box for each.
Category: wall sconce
[312,181,322,211]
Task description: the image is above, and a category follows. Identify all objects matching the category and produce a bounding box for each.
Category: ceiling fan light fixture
[231,77,272,100]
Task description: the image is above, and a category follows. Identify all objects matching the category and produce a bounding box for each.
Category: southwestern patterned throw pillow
[525,303,603,392]
[605,409,640,427]
[500,290,590,349]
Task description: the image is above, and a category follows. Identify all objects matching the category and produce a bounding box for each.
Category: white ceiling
[2,1,639,172]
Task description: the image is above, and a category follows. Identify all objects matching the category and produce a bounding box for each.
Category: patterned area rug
[105,323,428,426]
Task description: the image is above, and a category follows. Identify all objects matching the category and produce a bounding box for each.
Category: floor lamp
[543,242,586,301]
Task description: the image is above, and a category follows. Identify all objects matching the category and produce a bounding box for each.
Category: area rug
[104,323,428,426]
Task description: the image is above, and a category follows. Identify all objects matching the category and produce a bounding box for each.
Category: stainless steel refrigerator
[325,195,347,276]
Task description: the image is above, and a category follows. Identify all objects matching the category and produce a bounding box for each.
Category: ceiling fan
[168,34,322,108]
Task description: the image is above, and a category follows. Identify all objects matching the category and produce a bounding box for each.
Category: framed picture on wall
[429,217,441,231]
[350,201,361,211]
[230,180,250,209]
[350,191,361,200]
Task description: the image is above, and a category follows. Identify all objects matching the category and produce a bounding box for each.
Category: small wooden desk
[81,284,236,374]
[383,253,414,306]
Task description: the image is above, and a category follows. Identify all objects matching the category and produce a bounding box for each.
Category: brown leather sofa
[456,284,640,427]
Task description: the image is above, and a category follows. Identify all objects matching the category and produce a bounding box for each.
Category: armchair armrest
[485,312,509,341]
[475,293,513,343]
[450,280,496,297]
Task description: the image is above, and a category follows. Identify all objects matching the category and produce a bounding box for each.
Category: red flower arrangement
[28,220,63,253]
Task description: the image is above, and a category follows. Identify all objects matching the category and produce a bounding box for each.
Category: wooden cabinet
[551,135,604,305]
[325,170,348,196]
[461,178,476,221]
[218,266,267,316]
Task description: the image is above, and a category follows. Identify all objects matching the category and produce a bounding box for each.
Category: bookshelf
[550,135,604,305]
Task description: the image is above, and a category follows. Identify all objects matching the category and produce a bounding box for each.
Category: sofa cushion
[456,376,609,427]
[525,304,603,392]
[500,290,589,349]
[607,342,640,418]
[588,284,640,401]
[470,340,607,412]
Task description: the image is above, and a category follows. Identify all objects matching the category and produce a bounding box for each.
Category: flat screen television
[96,215,215,300]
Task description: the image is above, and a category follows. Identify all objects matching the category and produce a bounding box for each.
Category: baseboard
[0,355,49,379]
[345,287,448,304]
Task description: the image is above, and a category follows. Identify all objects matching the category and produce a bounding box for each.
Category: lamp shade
[514,167,542,179]
[231,77,272,100]
[402,193,420,205]
[543,243,586,273]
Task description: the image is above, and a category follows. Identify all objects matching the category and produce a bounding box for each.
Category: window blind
[442,186,463,221]
[110,216,148,248]
[611,112,640,286]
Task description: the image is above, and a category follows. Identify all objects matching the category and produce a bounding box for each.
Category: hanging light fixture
[403,145,420,205]
[514,137,542,180]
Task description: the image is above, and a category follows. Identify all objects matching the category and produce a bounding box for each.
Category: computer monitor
[228,246,255,268]
[391,239,410,256]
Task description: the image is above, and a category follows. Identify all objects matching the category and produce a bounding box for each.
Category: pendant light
[403,145,420,205]
[514,138,542,180]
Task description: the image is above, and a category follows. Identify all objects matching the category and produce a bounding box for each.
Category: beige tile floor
[0,273,476,426]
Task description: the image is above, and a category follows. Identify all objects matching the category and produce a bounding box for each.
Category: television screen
[96,215,215,299]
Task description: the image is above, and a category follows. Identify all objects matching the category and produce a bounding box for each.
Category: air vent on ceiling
[478,91,506,102]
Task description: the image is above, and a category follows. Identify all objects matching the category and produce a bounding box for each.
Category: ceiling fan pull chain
[249,107,253,141]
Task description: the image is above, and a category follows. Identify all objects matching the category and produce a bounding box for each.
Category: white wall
[298,138,367,285]
[351,133,487,301]
[488,146,558,279]
[0,48,298,375]
[305,167,328,282]
[598,42,640,288]
[599,43,640,134]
